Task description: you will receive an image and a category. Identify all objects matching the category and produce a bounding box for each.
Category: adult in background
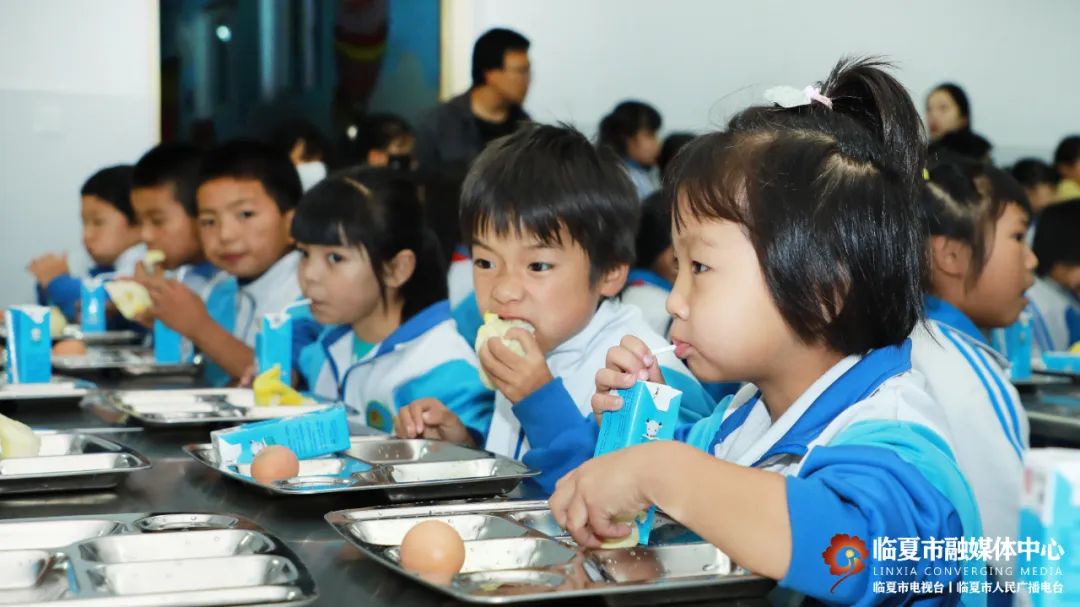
[415,28,531,169]
[925,82,993,162]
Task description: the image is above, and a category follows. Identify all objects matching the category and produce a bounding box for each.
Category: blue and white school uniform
[620,269,673,338]
[486,299,715,492]
[622,159,659,200]
[297,301,493,438]
[911,297,1028,574]
[1025,276,1080,352]
[203,251,319,384]
[677,341,985,606]
[447,245,482,345]
[37,242,147,325]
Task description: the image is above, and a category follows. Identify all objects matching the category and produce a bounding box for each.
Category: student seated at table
[29,164,145,329]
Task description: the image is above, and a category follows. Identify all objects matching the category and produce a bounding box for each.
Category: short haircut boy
[82,165,136,223]
[132,143,203,216]
[1032,198,1080,277]
[459,123,639,283]
[197,139,302,212]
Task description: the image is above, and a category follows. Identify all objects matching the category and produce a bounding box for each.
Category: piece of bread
[104,281,152,320]
[474,313,535,389]
[600,512,644,549]
[143,249,166,272]
[0,413,41,458]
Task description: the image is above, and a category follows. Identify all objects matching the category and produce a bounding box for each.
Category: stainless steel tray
[184,436,538,501]
[91,388,334,428]
[0,325,142,346]
[0,377,93,404]
[0,511,317,606]
[52,347,199,377]
[326,500,771,604]
[0,432,150,494]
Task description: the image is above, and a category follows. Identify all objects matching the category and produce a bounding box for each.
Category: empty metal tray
[0,512,316,606]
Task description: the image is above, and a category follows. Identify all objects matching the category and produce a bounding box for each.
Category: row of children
[24,55,1080,604]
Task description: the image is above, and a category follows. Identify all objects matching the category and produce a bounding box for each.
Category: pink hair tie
[803,85,833,109]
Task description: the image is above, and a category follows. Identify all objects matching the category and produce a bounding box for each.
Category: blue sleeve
[1066,306,1080,347]
[781,445,968,605]
[393,359,495,442]
[452,293,482,346]
[661,365,715,424]
[673,395,735,449]
[44,274,81,322]
[514,378,600,494]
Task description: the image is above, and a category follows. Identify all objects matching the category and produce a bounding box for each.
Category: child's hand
[395,398,475,445]
[27,253,69,286]
[479,328,553,403]
[592,336,666,419]
[144,277,210,337]
[238,365,257,387]
[549,443,660,548]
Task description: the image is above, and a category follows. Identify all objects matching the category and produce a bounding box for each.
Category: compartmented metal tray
[184,436,538,502]
[52,347,199,376]
[0,324,142,346]
[326,500,771,604]
[0,511,317,606]
[92,388,333,427]
[0,432,150,494]
[0,377,93,404]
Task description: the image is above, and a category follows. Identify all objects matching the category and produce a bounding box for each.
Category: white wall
[0,0,160,308]
[444,0,1078,164]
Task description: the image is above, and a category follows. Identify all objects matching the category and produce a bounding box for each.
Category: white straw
[281,298,312,314]
[651,344,677,356]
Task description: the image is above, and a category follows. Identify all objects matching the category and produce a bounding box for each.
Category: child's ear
[383,249,417,289]
[597,263,630,298]
[367,149,389,167]
[282,209,296,245]
[930,235,972,279]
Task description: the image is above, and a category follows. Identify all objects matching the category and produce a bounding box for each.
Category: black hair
[270,120,327,162]
[1054,135,1080,169]
[927,129,992,163]
[1010,158,1058,189]
[352,113,414,160]
[922,158,1030,286]
[81,165,136,224]
[471,28,530,89]
[418,162,469,265]
[597,101,662,158]
[668,57,926,355]
[132,143,203,216]
[658,132,695,180]
[197,139,302,213]
[1032,198,1080,277]
[635,191,671,270]
[292,167,446,321]
[460,123,639,283]
[930,83,971,121]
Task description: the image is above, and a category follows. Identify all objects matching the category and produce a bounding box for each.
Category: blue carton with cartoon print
[594,380,683,545]
[80,278,108,334]
[211,404,351,467]
[4,305,52,384]
[255,312,293,379]
[1017,449,1080,607]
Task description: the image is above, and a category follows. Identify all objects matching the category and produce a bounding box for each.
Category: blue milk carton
[255,312,293,379]
[4,305,52,384]
[594,380,683,545]
[211,405,351,466]
[153,320,185,364]
[1006,313,1034,380]
[1016,448,1080,607]
[80,278,108,334]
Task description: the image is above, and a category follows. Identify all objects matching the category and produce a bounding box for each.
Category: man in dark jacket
[416,28,531,169]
